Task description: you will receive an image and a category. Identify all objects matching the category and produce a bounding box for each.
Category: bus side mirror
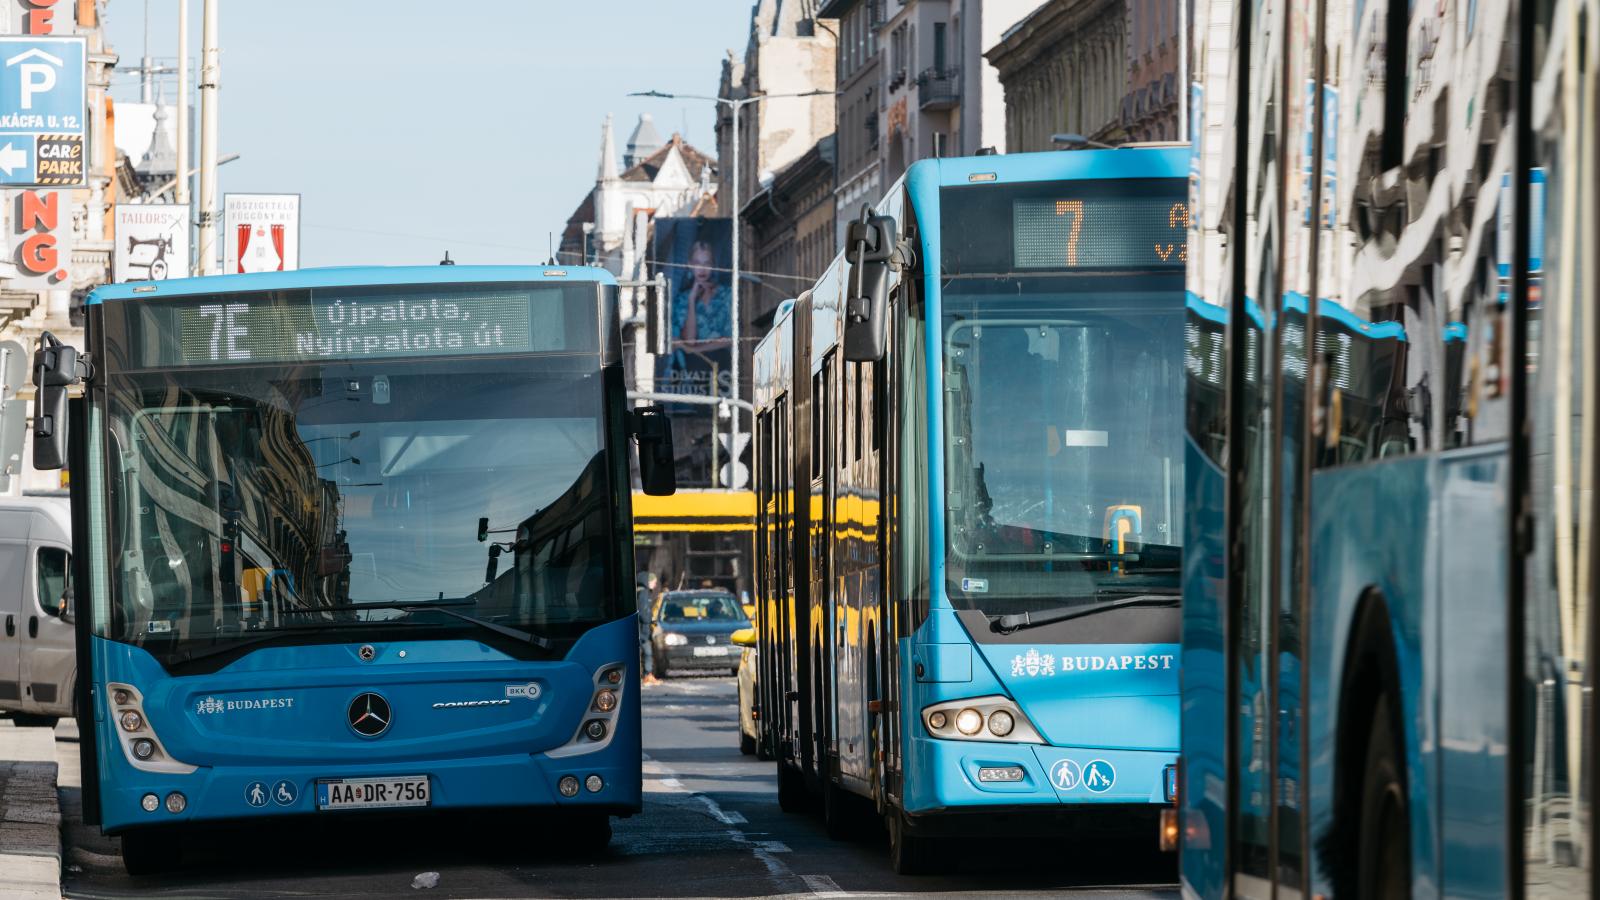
[632,405,676,497]
[843,210,896,363]
[32,334,84,471]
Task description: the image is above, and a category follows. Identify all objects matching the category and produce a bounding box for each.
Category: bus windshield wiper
[173,620,381,667]
[283,601,554,651]
[990,593,1180,634]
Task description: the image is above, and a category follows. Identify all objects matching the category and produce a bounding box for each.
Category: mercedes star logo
[358,645,376,662]
[347,692,391,737]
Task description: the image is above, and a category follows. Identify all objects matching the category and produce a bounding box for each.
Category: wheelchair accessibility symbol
[272,779,298,806]
[1049,759,1082,790]
[1082,759,1116,793]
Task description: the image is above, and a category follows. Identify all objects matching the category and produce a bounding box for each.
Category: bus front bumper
[99,752,641,834]
[902,736,1176,831]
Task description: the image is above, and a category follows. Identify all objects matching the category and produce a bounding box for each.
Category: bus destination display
[129,287,580,368]
[1012,195,1190,270]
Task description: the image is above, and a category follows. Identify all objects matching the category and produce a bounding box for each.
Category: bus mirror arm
[843,208,897,363]
[31,332,91,471]
[631,405,677,497]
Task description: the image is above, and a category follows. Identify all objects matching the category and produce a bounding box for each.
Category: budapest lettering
[1010,647,1176,678]
[196,695,296,714]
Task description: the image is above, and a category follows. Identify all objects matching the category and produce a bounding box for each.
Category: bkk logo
[1010,648,1176,677]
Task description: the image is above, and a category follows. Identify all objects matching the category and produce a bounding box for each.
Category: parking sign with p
[0,35,85,187]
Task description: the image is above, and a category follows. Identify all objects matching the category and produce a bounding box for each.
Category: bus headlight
[663,633,688,647]
[955,708,983,735]
[987,710,1015,737]
[922,696,1044,743]
[106,682,197,775]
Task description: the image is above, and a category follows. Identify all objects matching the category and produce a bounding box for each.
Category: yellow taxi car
[731,626,765,757]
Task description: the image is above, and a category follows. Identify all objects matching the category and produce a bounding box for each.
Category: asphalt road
[48,676,1177,898]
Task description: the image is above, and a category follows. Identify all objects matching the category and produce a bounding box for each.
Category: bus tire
[120,827,178,876]
[8,713,58,728]
[740,730,757,756]
[1357,694,1409,898]
[756,735,773,761]
[822,777,856,840]
[887,809,937,875]
[777,761,809,814]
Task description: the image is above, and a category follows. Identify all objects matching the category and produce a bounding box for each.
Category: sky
[103,1,754,268]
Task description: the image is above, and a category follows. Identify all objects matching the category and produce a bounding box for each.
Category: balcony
[917,66,960,111]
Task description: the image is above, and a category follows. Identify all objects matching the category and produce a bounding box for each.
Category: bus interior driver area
[104,357,614,668]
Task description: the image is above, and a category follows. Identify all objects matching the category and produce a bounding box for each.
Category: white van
[0,494,74,726]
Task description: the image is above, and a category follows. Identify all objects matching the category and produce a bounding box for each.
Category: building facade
[718,0,838,364]
[2,0,121,496]
[818,0,880,242]
[744,134,836,337]
[986,0,1182,153]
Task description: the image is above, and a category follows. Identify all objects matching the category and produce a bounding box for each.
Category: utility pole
[196,0,220,275]
[140,0,152,103]
[729,99,740,458]
[176,0,189,210]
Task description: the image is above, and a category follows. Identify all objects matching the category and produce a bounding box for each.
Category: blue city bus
[1178,0,1595,892]
[751,148,1189,873]
[29,266,676,875]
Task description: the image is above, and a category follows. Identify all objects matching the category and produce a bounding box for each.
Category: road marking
[642,752,840,895]
[801,874,853,897]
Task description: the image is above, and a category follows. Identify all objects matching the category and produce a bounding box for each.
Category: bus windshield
[95,287,624,668]
[940,273,1185,616]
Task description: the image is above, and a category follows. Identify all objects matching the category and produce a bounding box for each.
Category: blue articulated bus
[752,147,1189,873]
[1178,0,1596,891]
[29,266,676,875]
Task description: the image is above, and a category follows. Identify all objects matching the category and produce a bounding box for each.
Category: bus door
[791,298,819,780]
[774,392,801,767]
[813,353,837,772]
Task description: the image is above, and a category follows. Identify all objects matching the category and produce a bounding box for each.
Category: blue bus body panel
[1180,434,1227,898]
[93,615,641,832]
[1307,458,1437,897]
[1435,449,1509,899]
[899,617,1176,814]
[87,265,615,304]
[893,149,1186,821]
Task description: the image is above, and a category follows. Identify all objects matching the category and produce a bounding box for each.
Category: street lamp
[1051,133,1116,150]
[629,87,837,482]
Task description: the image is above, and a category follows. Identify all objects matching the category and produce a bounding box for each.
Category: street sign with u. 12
[0,36,86,187]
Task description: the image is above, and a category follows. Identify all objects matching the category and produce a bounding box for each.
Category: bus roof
[87,265,616,305]
[909,146,1189,188]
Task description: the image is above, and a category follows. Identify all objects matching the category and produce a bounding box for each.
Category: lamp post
[629,88,836,485]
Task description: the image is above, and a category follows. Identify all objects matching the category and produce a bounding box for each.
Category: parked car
[0,495,75,727]
[732,626,767,757]
[650,590,749,678]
